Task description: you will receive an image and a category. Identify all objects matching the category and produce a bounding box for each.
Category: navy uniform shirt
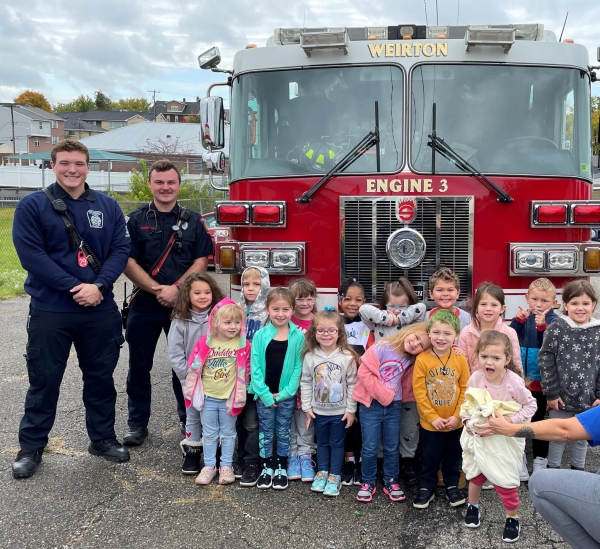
[126,202,213,305]
[12,182,130,313]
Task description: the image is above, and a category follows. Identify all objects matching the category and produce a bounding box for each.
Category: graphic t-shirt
[201,337,239,399]
[373,344,413,401]
[292,316,313,336]
[344,315,370,356]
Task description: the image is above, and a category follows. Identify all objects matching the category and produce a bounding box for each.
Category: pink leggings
[471,473,520,510]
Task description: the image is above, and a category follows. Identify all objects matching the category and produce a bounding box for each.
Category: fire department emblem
[395,198,417,224]
[86,210,104,229]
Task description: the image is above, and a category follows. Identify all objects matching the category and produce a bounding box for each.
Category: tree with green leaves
[592,96,599,156]
[13,91,53,112]
[186,114,200,123]
[54,94,95,112]
[94,91,112,111]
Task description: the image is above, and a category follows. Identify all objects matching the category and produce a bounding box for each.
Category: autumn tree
[111,97,151,112]
[13,91,53,113]
[592,96,599,155]
[186,114,200,123]
[54,94,95,112]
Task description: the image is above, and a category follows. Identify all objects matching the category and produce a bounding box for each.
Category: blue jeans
[256,396,295,459]
[313,414,347,475]
[360,400,401,484]
[200,396,237,467]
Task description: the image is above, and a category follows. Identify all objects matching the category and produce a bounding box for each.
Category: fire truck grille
[341,196,473,304]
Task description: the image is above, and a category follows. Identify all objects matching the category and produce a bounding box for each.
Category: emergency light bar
[465,26,515,54]
[300,29,348,57]
[274,23,545,45]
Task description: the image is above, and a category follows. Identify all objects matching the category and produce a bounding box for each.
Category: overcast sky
[1,0,599,106]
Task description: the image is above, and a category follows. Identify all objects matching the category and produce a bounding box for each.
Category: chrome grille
[341,196,473,303]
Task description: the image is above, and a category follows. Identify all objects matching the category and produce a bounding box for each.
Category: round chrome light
[386,228,426,269]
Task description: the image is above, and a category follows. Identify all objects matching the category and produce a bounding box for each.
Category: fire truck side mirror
[198,47,222,70]
[200,96,225,150]
[597,46,600,62]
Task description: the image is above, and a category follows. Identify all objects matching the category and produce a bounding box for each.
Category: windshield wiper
[427,104,513,203]
[297,102,381,204]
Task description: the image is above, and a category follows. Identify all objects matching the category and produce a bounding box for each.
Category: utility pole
[148,90,160,121]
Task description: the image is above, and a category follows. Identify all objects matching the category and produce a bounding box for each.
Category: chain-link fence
[0,195,224,299]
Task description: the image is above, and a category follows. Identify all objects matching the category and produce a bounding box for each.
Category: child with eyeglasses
[301,310,359,496]
[287,279,318,483]
[359,278,426,487]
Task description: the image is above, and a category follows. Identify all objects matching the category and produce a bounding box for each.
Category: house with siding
[0,105,64,153]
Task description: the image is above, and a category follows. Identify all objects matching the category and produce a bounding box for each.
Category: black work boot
[122,427,148,446]
[401,456,419,486]
[12,448,44,479]
[88,439,130,462]
[180,439,203,475]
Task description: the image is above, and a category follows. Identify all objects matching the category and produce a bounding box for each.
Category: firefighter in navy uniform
[122,160,213,446]
[11,141,131,479]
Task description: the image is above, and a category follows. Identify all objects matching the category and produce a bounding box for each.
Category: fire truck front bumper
[214,242,306,275]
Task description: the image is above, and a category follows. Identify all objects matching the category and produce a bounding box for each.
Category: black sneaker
[464,504,481,528]
[413,488,435,509]
[240,461,259,487]
[233,462,244,479]
[122,427,148,447]
[88,439,130,462]
[353,462,363,485]
[445,485,466,507]
[272,465,288,490]
[341,460,355,486]
[256,464,273,489]
[12,448,44,479]
[502,517,520,543]
[401,459,419,486]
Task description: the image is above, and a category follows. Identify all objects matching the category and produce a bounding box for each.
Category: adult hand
[516,306,530,321]
[452,345,465,356]
[305,410,315,429]
[152,284,180,307]
[547,397,564,411]
[70,283,103,307]
[478,413,514,436]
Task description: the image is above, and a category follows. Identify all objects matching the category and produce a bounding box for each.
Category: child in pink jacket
[458,282,522,374]
[183,298,251,486]
[352,323,430,503]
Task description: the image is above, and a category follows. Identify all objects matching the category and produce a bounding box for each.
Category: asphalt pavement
[1,276,597,549]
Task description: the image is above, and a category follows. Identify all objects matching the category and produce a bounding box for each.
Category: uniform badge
[87,210,104,229]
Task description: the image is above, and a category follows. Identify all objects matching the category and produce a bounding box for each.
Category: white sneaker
[532,456,548,473]
[520,454,530,481]
[481,481,494,490]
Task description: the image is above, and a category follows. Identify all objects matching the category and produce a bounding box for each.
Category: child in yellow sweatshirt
[412,309,470,509]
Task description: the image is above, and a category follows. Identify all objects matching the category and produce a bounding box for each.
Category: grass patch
[0,208,26,299]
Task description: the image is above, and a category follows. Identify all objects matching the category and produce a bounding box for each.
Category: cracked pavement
[1,277,597,549]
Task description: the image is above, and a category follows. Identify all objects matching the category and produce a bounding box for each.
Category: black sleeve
[192,216,214,259]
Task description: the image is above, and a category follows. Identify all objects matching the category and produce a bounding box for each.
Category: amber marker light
[584,249,600,273]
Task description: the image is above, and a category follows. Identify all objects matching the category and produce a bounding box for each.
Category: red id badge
[77,250,88,268]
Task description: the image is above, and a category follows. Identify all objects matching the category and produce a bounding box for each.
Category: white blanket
[460,387,526,489]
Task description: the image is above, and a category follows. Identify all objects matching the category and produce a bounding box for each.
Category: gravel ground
[0,274,597,549]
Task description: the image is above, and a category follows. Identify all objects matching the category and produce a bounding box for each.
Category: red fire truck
[198,24,600,316]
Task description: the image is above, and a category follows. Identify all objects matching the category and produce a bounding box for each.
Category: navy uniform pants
[19,306,124,451]
[125,299,186,429]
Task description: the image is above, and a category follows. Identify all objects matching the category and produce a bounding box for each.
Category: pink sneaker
[195,466,217,485]
[219,466,235,485]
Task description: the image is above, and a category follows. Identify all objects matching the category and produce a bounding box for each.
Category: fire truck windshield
[230,65,403,181]
[411,64,592,179]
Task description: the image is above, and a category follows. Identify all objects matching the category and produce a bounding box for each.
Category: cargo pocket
[24,346,43,381]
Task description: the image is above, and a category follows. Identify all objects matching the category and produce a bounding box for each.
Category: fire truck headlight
[516,251,544,270]
[272,250,299,268]
[548,251,577,270]
[386,229,427,269]
[242,250,269,268]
